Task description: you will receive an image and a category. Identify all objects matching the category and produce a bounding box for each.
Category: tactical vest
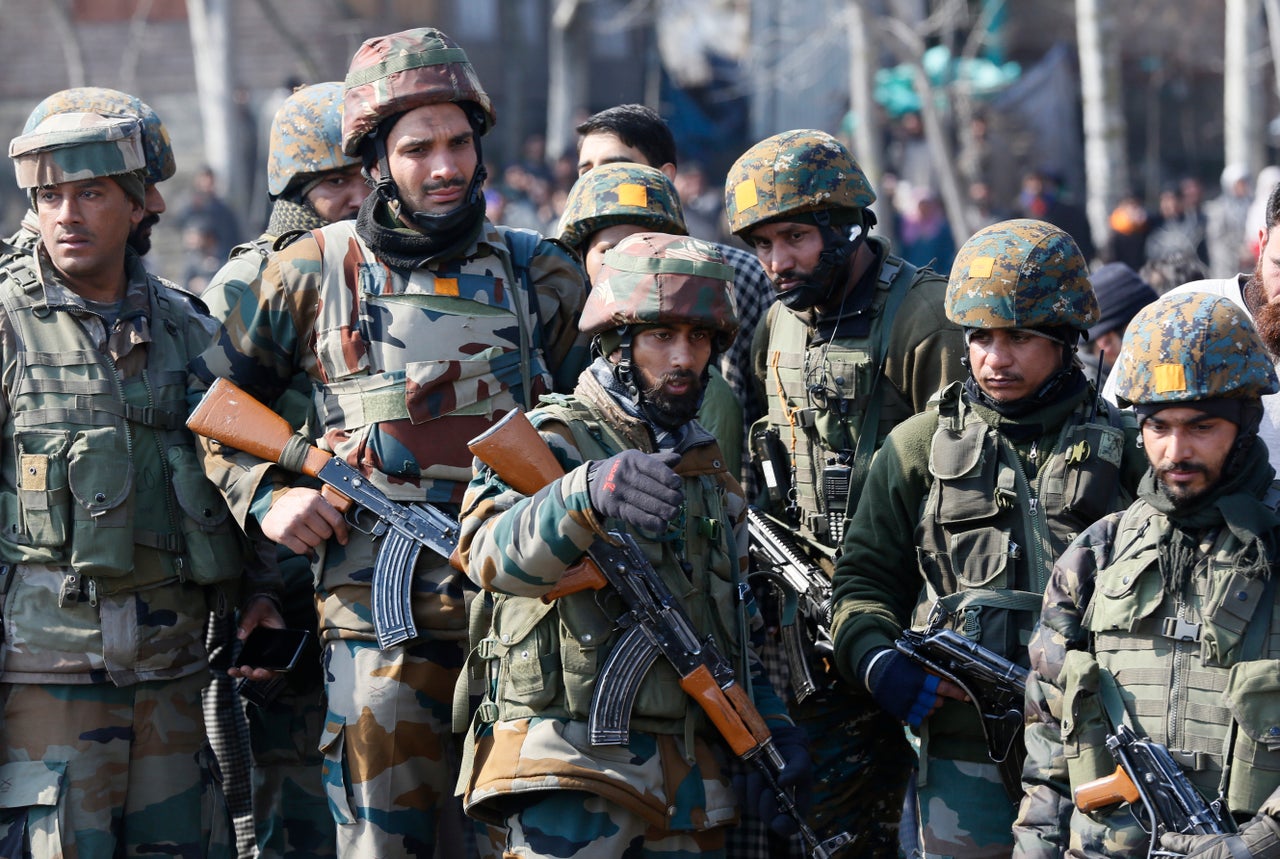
[917,383,1132,661]
[472,393,744,741]
[0,263,242,596]
[760,250,917,548]
[309,221,553,507]
[1062,498,1280,818]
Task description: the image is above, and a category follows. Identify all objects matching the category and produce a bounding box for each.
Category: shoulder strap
[500,226,545,409]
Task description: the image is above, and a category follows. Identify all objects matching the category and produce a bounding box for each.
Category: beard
[639,368,703,430]
[126,213,159,256]
[1155,461,1216,509]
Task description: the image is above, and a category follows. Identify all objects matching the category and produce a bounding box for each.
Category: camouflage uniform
[0,113,260,858]
[1015,293,1280,859]
[457,233,792,858]
[558,162,745,474]
[0,87,175,265]
[191,28,588,859]
[200,82,360,859]
[724,129,967,857]
[831,220,1146,858]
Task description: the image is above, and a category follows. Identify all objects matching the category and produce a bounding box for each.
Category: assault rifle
[468,408,852,858]
[894,622,1030,799]
[188,377,461,649]
[1075,724,1235,856]
[746,506,833,702]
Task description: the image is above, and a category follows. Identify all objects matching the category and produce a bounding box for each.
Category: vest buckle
[476,701,499,724]
[1161,616,1202,642]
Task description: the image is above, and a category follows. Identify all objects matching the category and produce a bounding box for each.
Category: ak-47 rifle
[188,377,461,649]
[894,613,1030,800]
[467,408,851,858]
[1075,724,1235,856]
[746,506,833,703]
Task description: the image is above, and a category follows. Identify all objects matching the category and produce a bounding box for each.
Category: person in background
[1077,262,1157,390]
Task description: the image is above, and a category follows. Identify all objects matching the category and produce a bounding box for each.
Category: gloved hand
[732,723,813,837]
[1160,814,1280,859]
[862,647,944,727]
[587,450,683,533]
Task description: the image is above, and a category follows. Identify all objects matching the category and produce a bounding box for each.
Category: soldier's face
[629,323,711,426]
[379,102,477,217]
[36,177,142,296]
[577,132,676,180]
[1256,226,1280,303]
[583,224,643,283]
[127,182,166,256]
[1142,407,1238,506]
[966,328,1063,402]
[305,164,370,223]
[745,221,823,292]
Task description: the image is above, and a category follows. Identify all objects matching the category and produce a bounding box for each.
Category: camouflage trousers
[481,791,728,859]
[0,672,233,859]
[320,638,464,859]
[912,755,1015,859]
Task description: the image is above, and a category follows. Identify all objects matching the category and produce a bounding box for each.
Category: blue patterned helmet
[267,82,360,197]
[1112,292,1278,405]
[946,219,1098,332]
[558,163,686,252]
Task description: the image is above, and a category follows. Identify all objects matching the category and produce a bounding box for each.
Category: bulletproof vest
[0,261,242,595]
[917,382,1132,661]
[309,221,553,507]
[472,392,744,740]
[1066,497,1280,817]
[760,250,917,548]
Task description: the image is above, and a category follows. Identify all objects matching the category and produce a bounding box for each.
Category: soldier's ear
[658,163,676,181]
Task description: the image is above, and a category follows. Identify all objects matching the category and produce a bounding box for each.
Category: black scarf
[1137,439,1279,595]
[354,192,483,270]
[963,368,1090,445]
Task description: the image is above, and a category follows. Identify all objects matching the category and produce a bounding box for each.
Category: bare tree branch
[119,0,155,95]
[251,0,322,82]
[46,0,86,88]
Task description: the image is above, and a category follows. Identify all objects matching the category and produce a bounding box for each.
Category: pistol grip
[319,483,353,515]
[1074,766,1140,812]
[542,558,608,602]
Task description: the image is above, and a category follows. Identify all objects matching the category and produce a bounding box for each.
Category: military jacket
[192,215,588,642]
[1014,492,1280,858]
[456,365,788,831]
[831,381,1144,760]
[751,240,964,550]
[0,249,246,685]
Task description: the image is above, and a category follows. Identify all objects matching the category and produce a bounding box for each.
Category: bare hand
[260,486,349,555]
[227,594,287,681]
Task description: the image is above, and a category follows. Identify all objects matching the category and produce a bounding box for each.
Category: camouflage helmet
[558,163,687,252]
[22,87,174,185]
[1112,292,1278,406]
[946,218,1099,332]
[10,112,147,205]
[342,27,495,156]
[724,129,876,237]
[581,232,739,347]
[267,81,360,197]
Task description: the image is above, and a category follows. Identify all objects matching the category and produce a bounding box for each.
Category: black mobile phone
[234,626,311,673]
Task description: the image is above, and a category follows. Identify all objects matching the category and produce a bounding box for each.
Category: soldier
[0,111,282,856]
[1,87,175,262]
[722,128,966,856]
[575,104,773,456]
[201,80,368,859]
[1015,291,1280,859]
[558,161,743,472]
[189,27,587,859]
[457,231,807,857]
[830,219,1146,858]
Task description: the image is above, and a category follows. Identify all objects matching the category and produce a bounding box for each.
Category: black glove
[587,450,683,533]
[1160,814,1280,859]
[732,723,813,837]
[863,647,944,727]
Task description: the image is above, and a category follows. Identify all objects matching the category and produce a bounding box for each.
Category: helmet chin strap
[776,211,868,313]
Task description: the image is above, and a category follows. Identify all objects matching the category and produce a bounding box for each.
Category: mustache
[421,177,466,193]
[1156,461,1208,477]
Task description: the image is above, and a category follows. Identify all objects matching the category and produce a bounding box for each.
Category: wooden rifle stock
[466,408,608,600]
[1074,765,1141,812]
[188,378,351,513]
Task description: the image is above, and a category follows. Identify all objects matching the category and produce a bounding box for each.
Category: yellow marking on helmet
[1153,363,1187,394]
[616,183,648,208]
[435,277,459,297]
[968,257,995,278]
[734,178,759,211]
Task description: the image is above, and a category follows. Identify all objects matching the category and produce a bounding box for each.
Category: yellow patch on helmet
[734,178,759,211]
[616,183,648,208]
[435,277,459,297]
[1153,363,1187,394]
[968,257,995,278]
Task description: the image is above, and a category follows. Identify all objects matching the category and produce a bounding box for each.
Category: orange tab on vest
[434,277,459,297]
